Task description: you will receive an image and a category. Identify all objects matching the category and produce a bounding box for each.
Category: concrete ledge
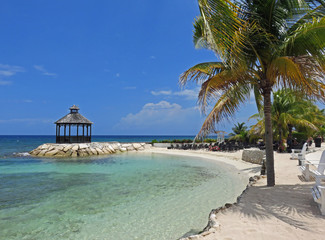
[29,142,149,158]
[242,148,265,164]
[152,143,171,148]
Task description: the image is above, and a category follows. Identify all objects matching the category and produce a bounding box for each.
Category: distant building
[54,105,93,143]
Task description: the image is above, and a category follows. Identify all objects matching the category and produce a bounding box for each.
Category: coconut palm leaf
[197,0,248,62]
[284,17,325,60]
[288,5,325,33]
[193,16,209,49]
[179,62,225,85]
[196,68,253,113]
[195,82,251,139]
[268,56,325,99]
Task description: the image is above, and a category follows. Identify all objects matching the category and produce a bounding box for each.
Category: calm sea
[0,135,246,240]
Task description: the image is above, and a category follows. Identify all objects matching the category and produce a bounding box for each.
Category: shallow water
[0,136,246,240]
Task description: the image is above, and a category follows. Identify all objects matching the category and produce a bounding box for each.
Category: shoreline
[146,146,325,240]
[141,147,262,239]
[142,147,261,177]
[26,142,325,239]
[28,143,263,239]
[142,146,325,239]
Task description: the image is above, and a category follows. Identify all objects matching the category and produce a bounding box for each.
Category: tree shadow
[234,183,325,231]
[241,166,261,175]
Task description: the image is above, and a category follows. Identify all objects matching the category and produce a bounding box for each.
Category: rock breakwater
[29,142,149,157]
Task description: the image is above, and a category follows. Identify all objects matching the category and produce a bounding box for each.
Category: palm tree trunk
[263,87,275,186]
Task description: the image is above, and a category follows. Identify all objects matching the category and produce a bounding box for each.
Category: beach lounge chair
[311,184,325,215]
[300,150,325,184]
[291,142,307,160]
[167,144,174,149]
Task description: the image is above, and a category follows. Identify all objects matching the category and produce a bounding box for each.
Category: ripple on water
[0,152,247,240]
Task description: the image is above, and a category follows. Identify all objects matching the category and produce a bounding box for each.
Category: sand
[144,146,325,240]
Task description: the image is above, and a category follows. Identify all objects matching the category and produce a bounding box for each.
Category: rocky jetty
[29,142,149,157]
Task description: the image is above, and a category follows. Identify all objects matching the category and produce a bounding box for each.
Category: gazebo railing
[56,136,91,143]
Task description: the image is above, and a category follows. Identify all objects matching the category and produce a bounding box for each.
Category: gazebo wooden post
[58,125,61,142]
[77,124,79,143]
[64,125,66,142]
[87,125,89,142]
[82,124,85,142]
[69,124,71,143]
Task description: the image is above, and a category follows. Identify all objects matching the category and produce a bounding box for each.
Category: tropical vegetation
[151,138,217,144]
[180,0,325,186]
[229,122,249,143]
[249,89,325,148]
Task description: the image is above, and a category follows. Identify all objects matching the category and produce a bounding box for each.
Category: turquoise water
[0,136,246,240]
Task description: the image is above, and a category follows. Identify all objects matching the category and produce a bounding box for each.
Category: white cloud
[151,88,200,100]
[0,64,24,85]
[0,64,25,77]
[0,80,12,85]
[116,73,120,77]
[115,101,202,133]
[0,70,17,76]
[34,65,57,77]
[174,89,199,100]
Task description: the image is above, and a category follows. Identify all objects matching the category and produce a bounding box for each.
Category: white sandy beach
[144,146,325,240]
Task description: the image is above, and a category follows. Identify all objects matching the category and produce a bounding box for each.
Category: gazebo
[55,105,93,143]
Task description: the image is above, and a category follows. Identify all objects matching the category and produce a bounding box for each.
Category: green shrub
[203,138,217,143]
[152,138,197,143]
[292,132,307,142]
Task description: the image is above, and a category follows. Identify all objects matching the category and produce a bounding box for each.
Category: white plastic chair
[301,150,325,184]
[291,142,307,160]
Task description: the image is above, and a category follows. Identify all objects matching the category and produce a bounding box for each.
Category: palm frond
[179,62,225,86]
[253,83,263,112]
[283,16,325,60]
[193,16,209,49]
[268,56,325,100]
[292,118,319,131]
[196,65,255,114]
[194,82,251,139]
[288,5,325,34]
[198,0,247,62]
[249,118,265,136]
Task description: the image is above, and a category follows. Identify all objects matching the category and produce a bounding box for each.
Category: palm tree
[180,0,325,186]
[295,103,325,139]
[229,122,249,142]
[231,122,247,135]
[250,89,321,149]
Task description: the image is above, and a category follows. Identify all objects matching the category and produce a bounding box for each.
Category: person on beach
[287,136,292,153]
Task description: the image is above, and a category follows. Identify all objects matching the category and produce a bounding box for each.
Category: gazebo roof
[69,105,80,111]
[54,105,93,124]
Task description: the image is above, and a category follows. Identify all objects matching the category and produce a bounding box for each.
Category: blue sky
[0,0,258,135]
